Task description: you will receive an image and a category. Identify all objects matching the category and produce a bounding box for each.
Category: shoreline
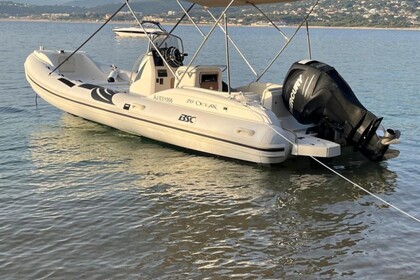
[1,18,419,31]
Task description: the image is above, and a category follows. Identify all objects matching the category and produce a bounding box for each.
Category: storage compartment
[176,66,222,91]
[200,73,219,90]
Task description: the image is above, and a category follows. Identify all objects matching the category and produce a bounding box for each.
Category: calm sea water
[1,20,419,279]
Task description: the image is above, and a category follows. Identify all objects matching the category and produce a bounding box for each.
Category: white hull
[112,27,164,38]
[24,49,340,164]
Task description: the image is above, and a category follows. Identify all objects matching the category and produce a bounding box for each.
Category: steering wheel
[163,47,184,68]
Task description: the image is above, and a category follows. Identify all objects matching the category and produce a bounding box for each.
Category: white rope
[267,125,295,145]
[310,156,420,223]
[267,125,420,223]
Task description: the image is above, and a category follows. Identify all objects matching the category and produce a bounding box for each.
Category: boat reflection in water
[27,112,399,277]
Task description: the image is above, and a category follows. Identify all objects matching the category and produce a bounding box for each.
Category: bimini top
[184,0,301,7]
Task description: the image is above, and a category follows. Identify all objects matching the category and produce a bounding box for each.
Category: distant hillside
[64,0,127,8]
[7,0,70,4]
[2,0,418,28]
[90,1,181,14]
[0,1,182,16]
[0,2,86,15]
[8,0,178,8]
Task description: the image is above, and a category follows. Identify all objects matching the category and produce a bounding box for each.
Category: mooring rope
[266,125,420,223]
[310,156,420,223]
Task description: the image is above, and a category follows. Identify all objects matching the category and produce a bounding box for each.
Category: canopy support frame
[170,0,320,86]
[174,0,236,88]
[224,13,232,95]
[126,1,181,82]
[255,0,320,82]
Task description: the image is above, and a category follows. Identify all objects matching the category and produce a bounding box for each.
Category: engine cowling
[282,60,400,161]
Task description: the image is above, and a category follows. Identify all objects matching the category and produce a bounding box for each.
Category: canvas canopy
[183,0,301,7]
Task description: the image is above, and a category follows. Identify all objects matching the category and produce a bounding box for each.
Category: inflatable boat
[24,0,400,164]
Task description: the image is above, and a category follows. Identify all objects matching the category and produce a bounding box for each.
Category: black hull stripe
[58,78,75,87]
[28,74,285,153]
[116,31,146,34]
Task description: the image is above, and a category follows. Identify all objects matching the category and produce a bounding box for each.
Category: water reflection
[25,113,400,277]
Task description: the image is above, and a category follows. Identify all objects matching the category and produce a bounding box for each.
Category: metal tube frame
[224,14,232,95]
[49,0,319,89]
[126,0,319,87]
[205,9,258,77]
[126,1,180,81]
[305,20,312,60]
[170,0,319,86]
[168,3,196,34]
[255,0,320,82]
[174,0,236,88]
[250,3,289,41]
[176,0,205,36]
[49,0,128,75]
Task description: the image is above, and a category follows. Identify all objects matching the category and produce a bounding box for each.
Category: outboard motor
[282,60,400,161]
